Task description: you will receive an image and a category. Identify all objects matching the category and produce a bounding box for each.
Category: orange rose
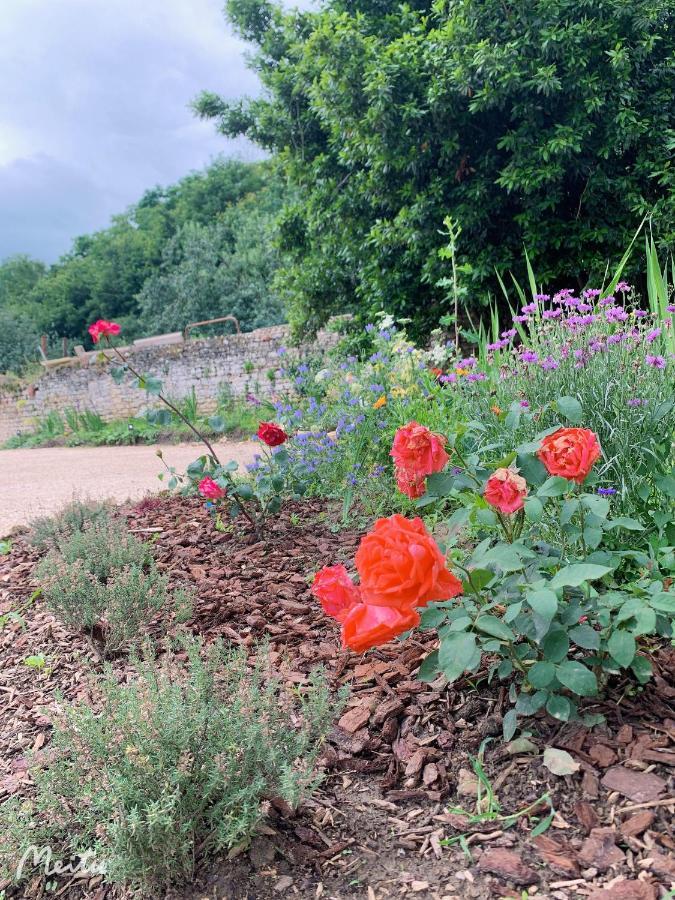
[311,565,360,623]
[484,468,528,515]
[391,422,449,479]
[537,427,601,484]
[355,514,463,610]
[341,603,420,653]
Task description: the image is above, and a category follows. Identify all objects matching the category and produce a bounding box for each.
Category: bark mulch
[1,496,673,900]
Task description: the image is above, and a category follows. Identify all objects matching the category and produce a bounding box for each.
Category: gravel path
[0,441,257,535]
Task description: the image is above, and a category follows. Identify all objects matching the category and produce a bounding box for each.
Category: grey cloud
[0,0,262,263]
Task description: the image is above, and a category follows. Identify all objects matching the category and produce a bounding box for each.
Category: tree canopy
[0,159,286,372]
[195,0,675,336]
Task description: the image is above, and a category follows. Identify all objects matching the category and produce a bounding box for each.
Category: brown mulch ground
[1,496,674,900]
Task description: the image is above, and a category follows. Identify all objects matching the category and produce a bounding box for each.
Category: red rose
[391,422,449,480]
[311,565,361,623]
[341,603,420,653]
[257,421,288,447]
[355,514,463,610]
[198,476,226,500]
[395,467,426,500]
[484,467,528,515]
[537,427,601,484]
[88,319,121,343]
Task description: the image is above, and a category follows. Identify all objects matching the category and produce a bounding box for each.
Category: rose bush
[537,428,602,484]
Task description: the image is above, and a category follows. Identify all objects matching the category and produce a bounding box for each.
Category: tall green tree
[195,0,675,335]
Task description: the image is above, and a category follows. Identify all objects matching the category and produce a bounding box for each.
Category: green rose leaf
[537,476,571,498]
[607,630,636,667]
[528,661,556,689]
[549,564,612,590]
[475,615,514,642]
[439,632,479,683]
[556,660,598,696]
[546,693,572,721]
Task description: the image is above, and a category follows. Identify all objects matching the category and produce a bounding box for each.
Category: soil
[0,441,257,535]
[1,496,674,900]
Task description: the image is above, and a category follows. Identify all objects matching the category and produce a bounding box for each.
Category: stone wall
[0,324,337,443]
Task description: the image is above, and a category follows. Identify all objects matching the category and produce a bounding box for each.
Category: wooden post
[62,337,68,357]
[40,334,48,359]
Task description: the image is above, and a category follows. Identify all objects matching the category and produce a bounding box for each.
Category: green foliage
[0,159,286,363]
[36,520,189,656]
[29,499,111,551]
[197,0,675,335]
[137,182,285,335]
[0,636,341,892]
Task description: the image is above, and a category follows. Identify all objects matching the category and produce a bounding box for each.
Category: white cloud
[0,0,263,262]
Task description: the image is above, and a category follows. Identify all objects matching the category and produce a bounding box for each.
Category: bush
[197,0,675,335]
[29,499,111,551]
[0,636,342,893]
[36,521,191,656]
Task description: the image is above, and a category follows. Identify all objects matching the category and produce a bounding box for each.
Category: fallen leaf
[543,747,580,776]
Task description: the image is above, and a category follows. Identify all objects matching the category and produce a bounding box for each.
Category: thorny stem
[103,339,261,534]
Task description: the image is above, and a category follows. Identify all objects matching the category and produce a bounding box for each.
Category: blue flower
[596,487,617,496]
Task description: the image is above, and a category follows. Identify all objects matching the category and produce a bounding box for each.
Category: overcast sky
[0,0,264,264]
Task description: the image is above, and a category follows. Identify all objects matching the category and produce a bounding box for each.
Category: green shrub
[36,521,190,656]
[0,636,342,893]
[197,0,675,335]
[29,499,112,551]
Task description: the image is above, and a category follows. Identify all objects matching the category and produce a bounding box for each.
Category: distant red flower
[341,603,420,653]
[430,367,444,380]
[88,320,121,343]
[391,422,449,479]
[198,476,226,501]
[311,565,360,623]
[257,421,288,447]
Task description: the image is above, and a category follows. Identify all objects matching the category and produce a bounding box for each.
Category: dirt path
[0,441,257,535]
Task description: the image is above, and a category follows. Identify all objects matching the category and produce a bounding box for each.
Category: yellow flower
[391,387,407,398]
[455,367,469,376]
[373,395,387,409]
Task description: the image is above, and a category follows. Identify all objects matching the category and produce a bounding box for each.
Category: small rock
[476,849,538,885]
[588,880,656,900]
[422,762,439,786]
[619,810,655,838]
[601,766,666,803]
[411,882,430,893]
[578,827,624,871]
[274,875,294,893]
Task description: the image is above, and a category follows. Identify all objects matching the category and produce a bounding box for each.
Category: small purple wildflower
[646,328,662,343]
[583,289,601,299]
[535,293,550,302]
[543,308,562,320]
[667,304,675,313]
[521,350,539,363]
[501,328,517,339]
[520,400,529,408]
[597,487,617,496]
[466,372,486,382]
[616,282,631,293]
[646,354,666,369]
[541,355,559,370]
[627,398,648,408]
[521,303,537,314]
[513,314,530,324]
[634,310,648,318]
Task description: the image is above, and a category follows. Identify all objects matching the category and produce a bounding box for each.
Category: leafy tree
[1,159,284,361]
[137,189,285,335]
[0,308,41,374]
[195,0,675,335]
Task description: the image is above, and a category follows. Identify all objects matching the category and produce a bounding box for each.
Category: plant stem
[105,342,222,464]
[104,340,261,535]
